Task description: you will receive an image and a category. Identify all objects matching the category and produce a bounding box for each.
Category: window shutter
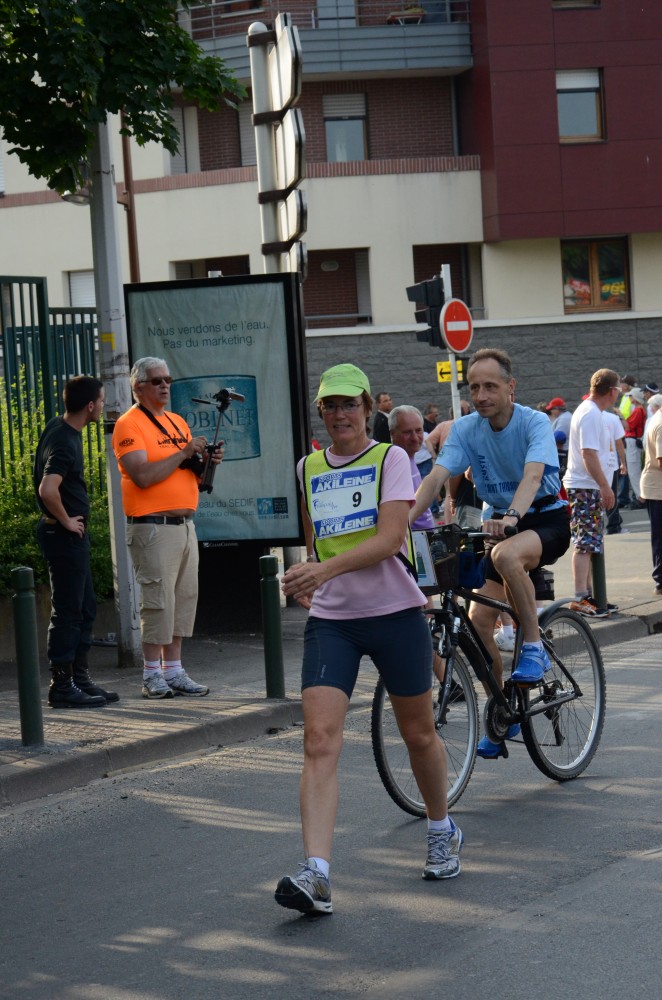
[169,107,188,175]
[323,94,366,118]
[174,262,194,280]
[69,271,96,307]
[239,102,257,167]
[556,70,599,91]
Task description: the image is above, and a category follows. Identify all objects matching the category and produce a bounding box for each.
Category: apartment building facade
[1,0,661,411]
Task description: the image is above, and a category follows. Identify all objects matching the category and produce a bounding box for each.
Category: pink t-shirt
[298,442,427,619]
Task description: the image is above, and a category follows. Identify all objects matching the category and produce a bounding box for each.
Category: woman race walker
[274,364,462,916]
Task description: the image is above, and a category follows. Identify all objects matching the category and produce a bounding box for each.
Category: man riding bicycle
[410,348,570,757]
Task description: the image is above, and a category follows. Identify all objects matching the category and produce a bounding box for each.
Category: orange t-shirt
[112,406,200,516]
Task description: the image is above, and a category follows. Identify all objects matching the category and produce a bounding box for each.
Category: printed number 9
[352,491,361,507]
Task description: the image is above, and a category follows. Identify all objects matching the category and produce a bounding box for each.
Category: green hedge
[0,380,113,598]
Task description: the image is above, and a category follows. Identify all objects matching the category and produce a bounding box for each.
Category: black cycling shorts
[484,506,570,586]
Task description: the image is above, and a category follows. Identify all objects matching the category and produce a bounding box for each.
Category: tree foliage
[0,1,245,193]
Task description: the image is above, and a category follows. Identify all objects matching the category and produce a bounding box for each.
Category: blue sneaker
[511,644,551,684]
[476,724,520,759]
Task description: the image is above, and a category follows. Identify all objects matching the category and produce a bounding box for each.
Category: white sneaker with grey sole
[142,673,175,699]
[166,670,210,697]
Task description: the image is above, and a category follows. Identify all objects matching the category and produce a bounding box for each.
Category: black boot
[48,663,106,708]
[72,652,119,703]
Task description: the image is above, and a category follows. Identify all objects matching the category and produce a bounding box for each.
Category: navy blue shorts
[302,608,433,699]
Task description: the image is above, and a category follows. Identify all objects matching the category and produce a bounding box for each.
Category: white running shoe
[275,861,333,914]
[166,670,210,696]
[142,672,175,699]
[494,628,515,652]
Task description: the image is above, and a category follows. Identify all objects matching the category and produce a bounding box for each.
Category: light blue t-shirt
[436,404,564,516]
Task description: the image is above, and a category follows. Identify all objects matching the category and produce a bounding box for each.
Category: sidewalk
[1,509,660,807]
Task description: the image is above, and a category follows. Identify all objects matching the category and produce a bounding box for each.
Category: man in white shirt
[563,369,620,618]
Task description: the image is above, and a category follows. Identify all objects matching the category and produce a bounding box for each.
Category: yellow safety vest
[303,443,417,576]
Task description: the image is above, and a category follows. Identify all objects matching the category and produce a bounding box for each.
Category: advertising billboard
[125,274,308,546]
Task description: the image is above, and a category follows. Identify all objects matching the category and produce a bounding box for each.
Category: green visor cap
[315,364,371,401]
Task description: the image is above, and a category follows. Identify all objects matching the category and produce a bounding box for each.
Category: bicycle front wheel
[521,608,606,780]
[371,646,479,817]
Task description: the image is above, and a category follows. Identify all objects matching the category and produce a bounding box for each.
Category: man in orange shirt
[112,357,223,699]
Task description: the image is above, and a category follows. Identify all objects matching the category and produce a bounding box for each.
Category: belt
[41,515,87,525]
[126,515,192,525]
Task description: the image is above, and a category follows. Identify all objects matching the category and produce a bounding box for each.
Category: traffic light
[457,356,470,386]
[406,274,445,348]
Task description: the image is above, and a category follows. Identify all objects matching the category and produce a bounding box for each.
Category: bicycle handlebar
[466,525,518,538]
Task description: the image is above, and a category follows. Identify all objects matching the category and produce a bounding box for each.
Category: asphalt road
[1,631,661,1000]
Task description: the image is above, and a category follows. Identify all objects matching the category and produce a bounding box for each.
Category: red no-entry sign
[440,298,473,354]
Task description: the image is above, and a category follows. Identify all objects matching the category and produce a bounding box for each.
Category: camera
[179,452,206,474]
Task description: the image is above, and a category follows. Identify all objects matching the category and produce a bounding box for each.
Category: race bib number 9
[310,464,379,538]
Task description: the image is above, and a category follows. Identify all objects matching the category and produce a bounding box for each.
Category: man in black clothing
[34,376,118,707]
[372,391,393,443]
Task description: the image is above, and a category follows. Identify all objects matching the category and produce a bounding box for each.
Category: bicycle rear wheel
[521,608,606,780]
[371,646,479,817]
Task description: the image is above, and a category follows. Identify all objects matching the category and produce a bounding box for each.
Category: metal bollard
[260,554,285,699]
[12,566,44,746]
[591,551,609,611]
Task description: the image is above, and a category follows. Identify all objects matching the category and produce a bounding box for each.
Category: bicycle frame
[433,585,581,729]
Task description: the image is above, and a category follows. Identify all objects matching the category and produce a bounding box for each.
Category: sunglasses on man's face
[141,376,173,386]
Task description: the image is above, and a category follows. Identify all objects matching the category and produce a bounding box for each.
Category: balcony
[181,1,472,81]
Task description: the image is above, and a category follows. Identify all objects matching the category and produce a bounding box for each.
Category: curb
[0,699,303,808]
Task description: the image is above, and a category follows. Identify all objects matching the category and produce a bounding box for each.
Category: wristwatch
[503,508,521,521]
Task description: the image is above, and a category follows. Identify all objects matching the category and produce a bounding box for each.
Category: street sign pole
[441,265,462,420]
[89,122,142,668]
[248,15,307,276]
[248,22,280,275]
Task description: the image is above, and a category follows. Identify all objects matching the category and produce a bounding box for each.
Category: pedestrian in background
[422,403,439,433]
[603,404,627,536]
[643,382,660,420]
[34,376,118,708]
[616,374,637,507]
[622,386,646,509]
[112,357,223,700]
[276,364,461,916]
[546,396,572,439]
[371,390,393,443]
[640,393,662,596]
[564,369,620,618]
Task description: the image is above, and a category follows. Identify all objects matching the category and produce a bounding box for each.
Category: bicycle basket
[428,526,485,590]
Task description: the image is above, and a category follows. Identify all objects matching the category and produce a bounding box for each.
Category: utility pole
[89,120,142,668]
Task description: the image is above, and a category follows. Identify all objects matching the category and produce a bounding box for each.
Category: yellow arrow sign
[437,358,467,383]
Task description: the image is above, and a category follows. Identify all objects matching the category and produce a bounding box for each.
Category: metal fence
[181,0,470,39]
[0,276,104,495]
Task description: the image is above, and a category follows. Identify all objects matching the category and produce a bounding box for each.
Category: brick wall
[195,77,454,169]
[299,78,454,162]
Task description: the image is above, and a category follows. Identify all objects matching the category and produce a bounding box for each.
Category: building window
[561,238,629,313]
[323,94,367,162]
[69,271,96,307]
[556,69,603,142]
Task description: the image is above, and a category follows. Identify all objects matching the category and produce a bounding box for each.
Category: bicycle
[371,523,607,817]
